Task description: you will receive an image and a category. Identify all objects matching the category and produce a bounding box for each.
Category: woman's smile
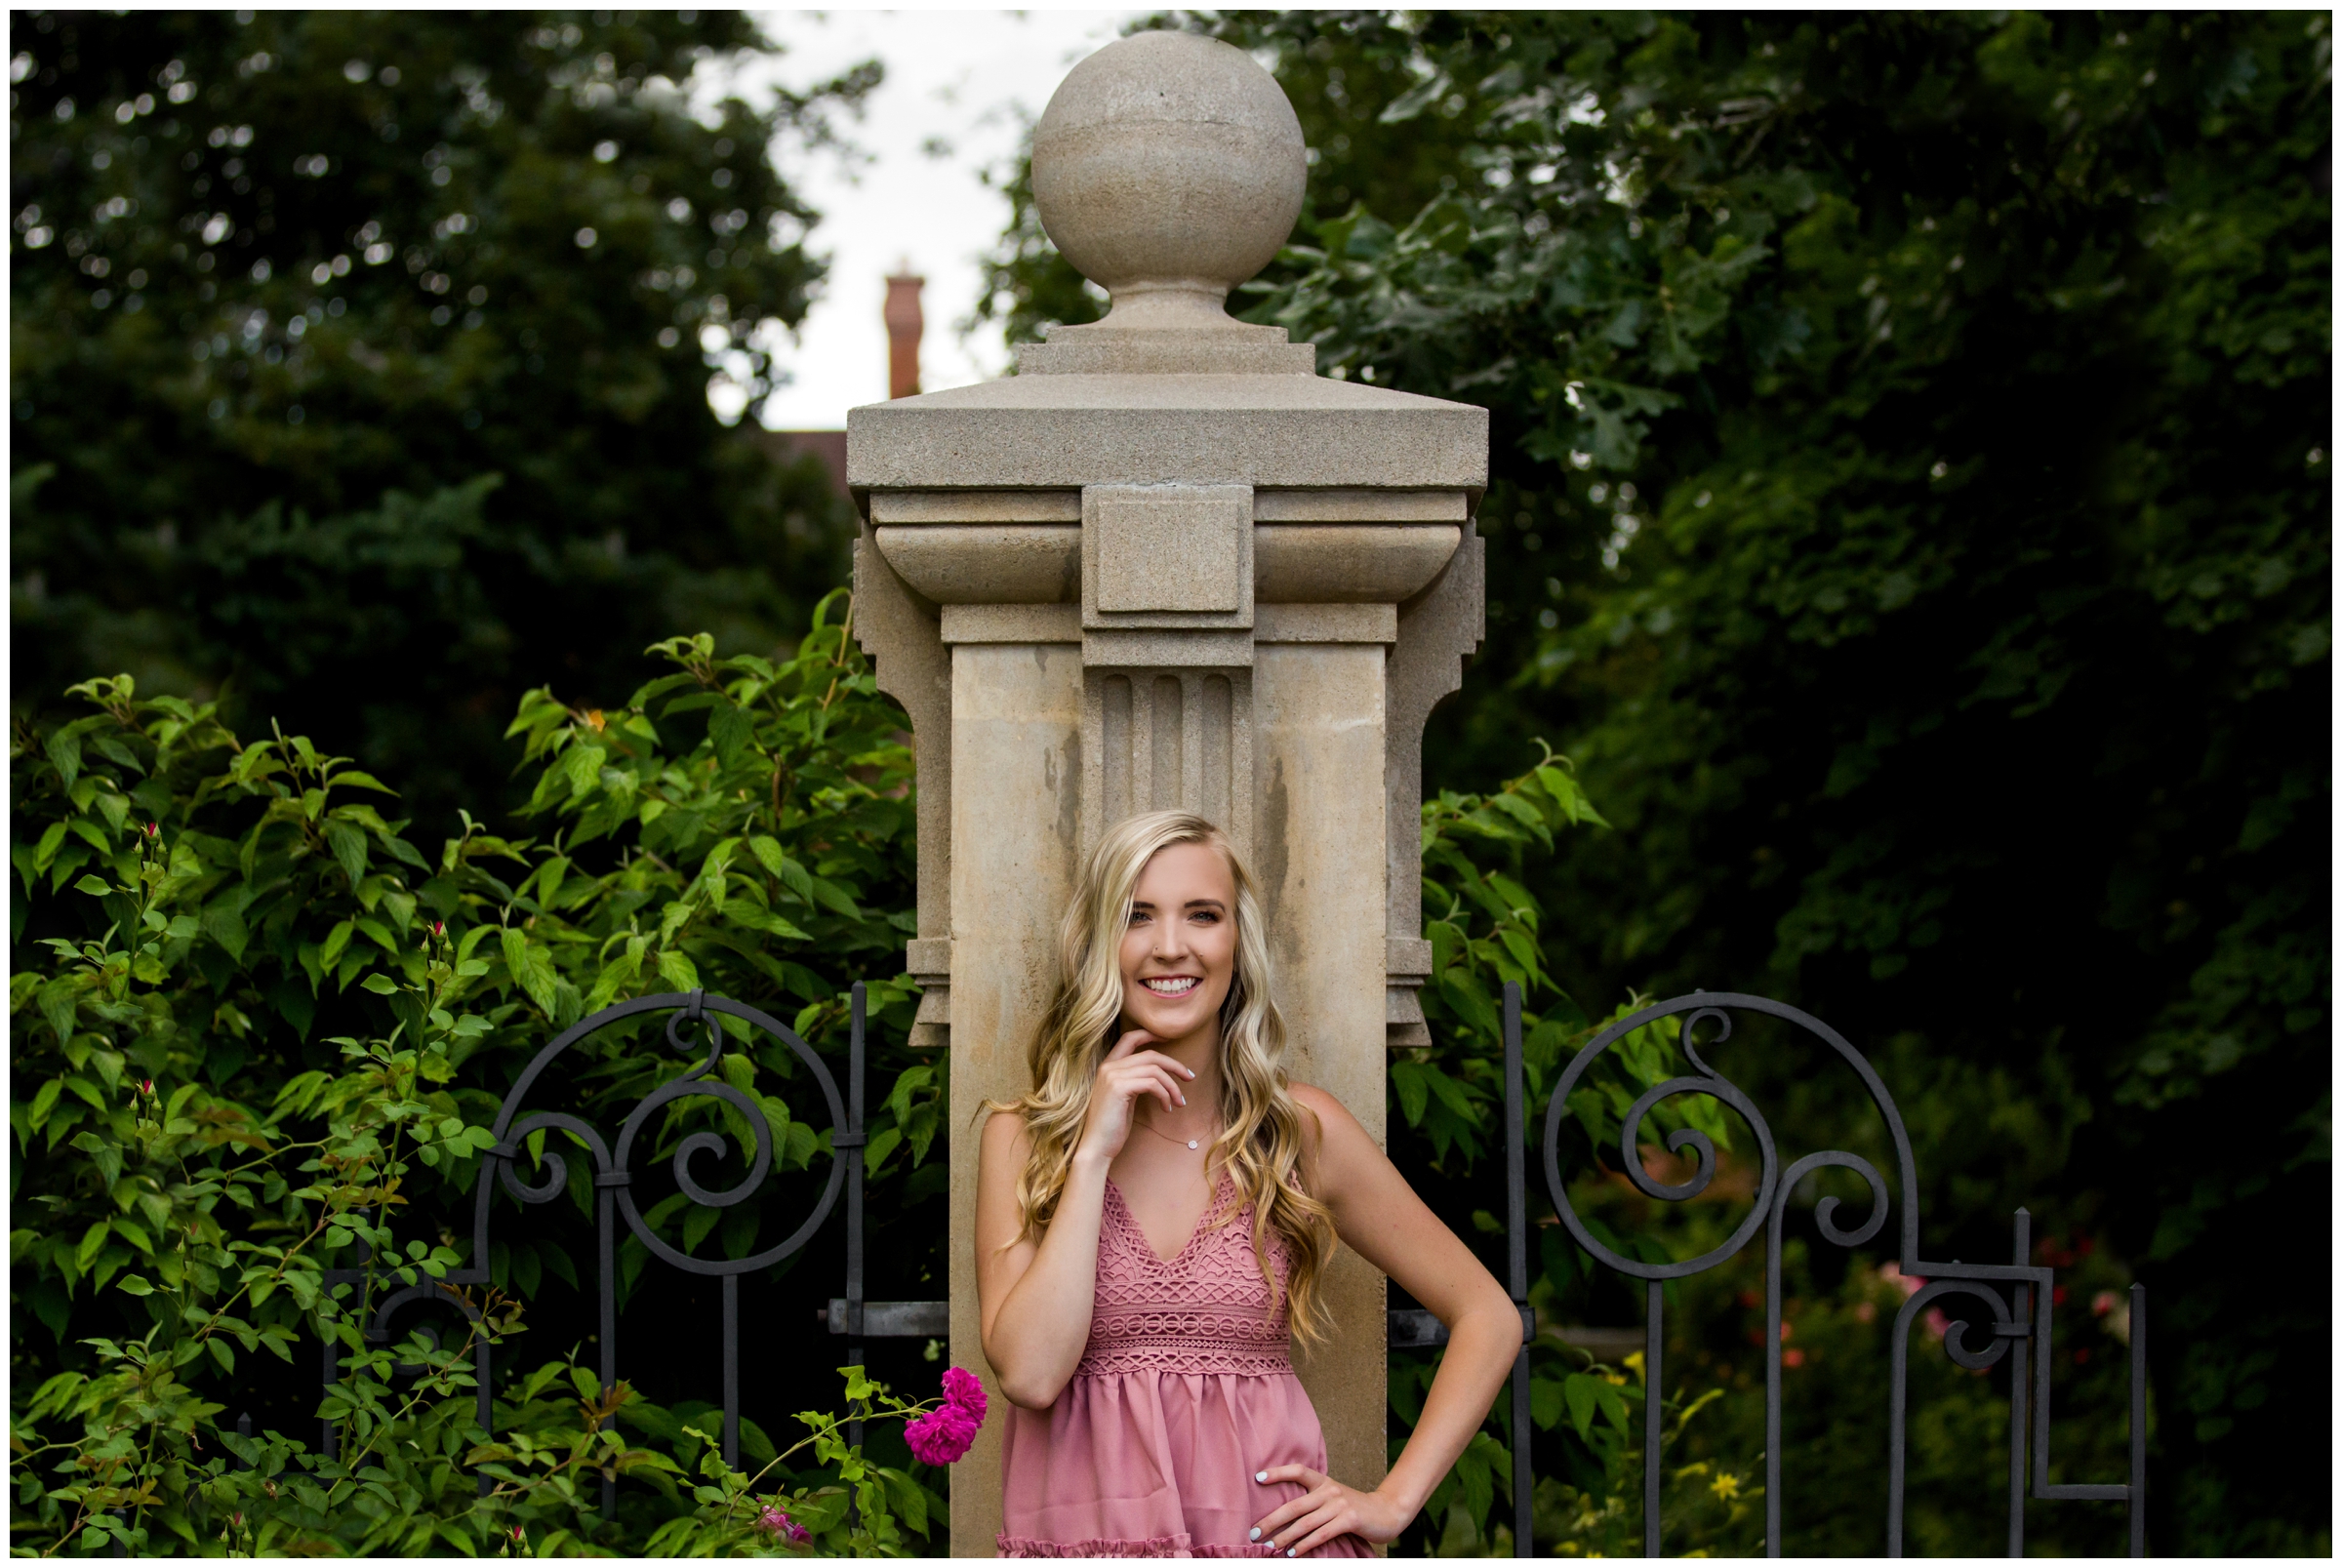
[1117,841,1239,1044]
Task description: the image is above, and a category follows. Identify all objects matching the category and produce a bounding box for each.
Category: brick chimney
[883,268,924,399]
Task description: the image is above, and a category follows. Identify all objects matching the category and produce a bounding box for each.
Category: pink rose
[941,1366,987,1423]
[757,1505,809,1544]
[904,1403,981,1466]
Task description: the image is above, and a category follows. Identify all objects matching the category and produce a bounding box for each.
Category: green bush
[8,595,954,1553]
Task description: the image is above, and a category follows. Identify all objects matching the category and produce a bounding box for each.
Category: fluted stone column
[848,30,1485,1554]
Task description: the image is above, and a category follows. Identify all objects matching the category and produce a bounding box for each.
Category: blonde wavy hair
[987,810,1338,1345]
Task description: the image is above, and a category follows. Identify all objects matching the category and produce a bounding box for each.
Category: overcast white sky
[726,10,1143,430]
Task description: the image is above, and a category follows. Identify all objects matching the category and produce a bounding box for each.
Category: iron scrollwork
[1530,988,2147,1558]
[320,985,872,1516]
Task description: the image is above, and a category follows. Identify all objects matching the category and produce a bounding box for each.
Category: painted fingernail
[1286,1551,1296,1559]
[1255,1471,1268,1483]
[1249,1529,1261,1542]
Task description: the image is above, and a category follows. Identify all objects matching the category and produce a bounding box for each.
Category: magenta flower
[905,1403,980,1466]
[756,1505,809,1544]
[940,1365,987,1423]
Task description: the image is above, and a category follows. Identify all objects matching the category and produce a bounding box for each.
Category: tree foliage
[9,10,872,833]
[989,10,2329,1552]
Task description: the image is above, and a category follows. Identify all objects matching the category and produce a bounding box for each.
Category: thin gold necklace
[1137,1110,1220,1152]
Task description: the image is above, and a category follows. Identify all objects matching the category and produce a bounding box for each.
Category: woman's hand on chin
[1247,1466,1414,1556]
[1074,1028,1197,1164]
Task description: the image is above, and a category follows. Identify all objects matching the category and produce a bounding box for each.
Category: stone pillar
[848,29,1485,1555]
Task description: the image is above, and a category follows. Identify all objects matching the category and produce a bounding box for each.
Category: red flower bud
[141,1078,154,1097]
[143,822,159,838]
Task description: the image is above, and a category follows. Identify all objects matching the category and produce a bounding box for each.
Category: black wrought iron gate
[298,980,2145,1556]
[1515,984,2148,1557]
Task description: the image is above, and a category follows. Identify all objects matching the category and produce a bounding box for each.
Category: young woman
[977,810,1521,1557]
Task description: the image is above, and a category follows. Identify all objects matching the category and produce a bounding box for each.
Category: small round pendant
[1187,1139,1200,1149]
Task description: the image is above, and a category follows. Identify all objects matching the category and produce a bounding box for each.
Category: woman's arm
[974,1109,1105,1409]
[1251,1083,1522,1556]
[974,1033,1199,1410]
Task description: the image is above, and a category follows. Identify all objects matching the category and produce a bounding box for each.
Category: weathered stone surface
[876,524,1081,604]
[1252,641,1391,1500]
[1030,30,1304,334]
[1255,488,1471,523]
[849,531,952,1049]
[1083,666,1252,860]
[938,604,1082,645]
[1018,327,1315,377]
[847,372,1488,494]
[1383,526,1487,1048]
[871,520,1461,608]
[945,644,1085,1554]
[1088,487,1250,618]
[1096,521,1239,613]
[1255,524,1459,604]
[1253,604,1397,644]
[1080,627,1254,668]
[870,490,1082,525]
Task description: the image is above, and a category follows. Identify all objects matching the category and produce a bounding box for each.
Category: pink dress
[997,1173,1372,1558]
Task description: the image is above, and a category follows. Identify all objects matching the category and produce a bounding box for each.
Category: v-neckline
[1107,1172,1229,1267]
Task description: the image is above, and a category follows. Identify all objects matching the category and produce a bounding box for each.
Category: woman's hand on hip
[1249,1467,1413,1555]
[1075,1029,1197,1164]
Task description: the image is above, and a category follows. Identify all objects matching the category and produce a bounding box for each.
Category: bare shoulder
[979,1107,1031,1172]
[1283,1083,1395,1217]
[1285,1082,1374,1158]
[1287,1081,1363,1125]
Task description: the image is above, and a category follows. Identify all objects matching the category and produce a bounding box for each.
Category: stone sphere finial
[1032,30,1306,331]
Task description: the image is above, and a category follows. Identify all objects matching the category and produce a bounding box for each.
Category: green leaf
[709,703,753,768]
[748,834,789,879]
[360,973,400,996]
[1529,1375,1565,1431]
[71,873,112,897]
[563,744,608,799]
[115,1273,154,1297]
[502,928,560,1017]
[322,818,370,886]
[330,769,396,794]
[1391,1060,1431,1127]
[1563,1373,1600,1442]
[200,900,250,962]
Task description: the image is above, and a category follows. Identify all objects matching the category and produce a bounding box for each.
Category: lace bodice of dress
[1076,1174,1294,1379]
